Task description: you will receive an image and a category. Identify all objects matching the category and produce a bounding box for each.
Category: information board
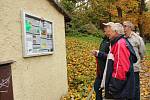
[22,11,54,57]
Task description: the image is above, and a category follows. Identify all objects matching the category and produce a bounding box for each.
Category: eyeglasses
[123,25,128,27]
[103,25,108,28]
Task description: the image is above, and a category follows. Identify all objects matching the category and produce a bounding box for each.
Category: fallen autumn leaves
[63,35,150,100]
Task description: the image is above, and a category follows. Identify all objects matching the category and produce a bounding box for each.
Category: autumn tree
[60,0,150,39]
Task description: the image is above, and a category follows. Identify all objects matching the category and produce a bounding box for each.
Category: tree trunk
[138,23,144,36]
[109,13,112,21]
[116,6,122,22]
[116,6,122,18]
[138,0,145,37]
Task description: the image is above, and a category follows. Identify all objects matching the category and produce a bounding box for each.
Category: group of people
[91,21,146,100]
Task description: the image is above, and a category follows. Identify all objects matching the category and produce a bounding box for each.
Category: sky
[146,0,150,3]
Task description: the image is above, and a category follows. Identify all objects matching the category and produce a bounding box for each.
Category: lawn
[146,43,150,56]
[64,35,150,100]
[65,35,100,99]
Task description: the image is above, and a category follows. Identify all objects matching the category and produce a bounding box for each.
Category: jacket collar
[125,31,135,38]
[110,34,124,46]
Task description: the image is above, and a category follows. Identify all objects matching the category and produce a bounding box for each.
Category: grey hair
[123,21,134,30]
[103,22,124,34]
[114,23,124,34]
[107,22,117,31]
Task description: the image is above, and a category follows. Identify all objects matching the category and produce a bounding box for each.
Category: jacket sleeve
[139,37,146,60]
[97,51,107,59]
[109,39,130,94]
[112,39,130,80]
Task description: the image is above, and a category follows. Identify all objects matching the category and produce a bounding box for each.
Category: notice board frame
[22,11,54,57]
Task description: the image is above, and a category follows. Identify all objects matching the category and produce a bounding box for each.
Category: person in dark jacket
[91,36,109,100]
[101,22,137,99]
[91,22,112,100]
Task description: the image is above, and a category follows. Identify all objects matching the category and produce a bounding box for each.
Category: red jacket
[111,38,130,80]
[105,35,137,99]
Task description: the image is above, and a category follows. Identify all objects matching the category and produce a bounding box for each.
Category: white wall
[0,0,68,100]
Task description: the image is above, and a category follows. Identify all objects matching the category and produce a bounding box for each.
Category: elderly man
[102,22,137,100]
[123,21,146,100]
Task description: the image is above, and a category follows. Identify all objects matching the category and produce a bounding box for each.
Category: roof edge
[48,0,71,22]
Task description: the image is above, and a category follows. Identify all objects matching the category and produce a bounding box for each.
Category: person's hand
[98,51,107,59]
[91,50,99,57]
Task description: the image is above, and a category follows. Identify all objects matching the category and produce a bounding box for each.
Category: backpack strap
[124,38,137,64]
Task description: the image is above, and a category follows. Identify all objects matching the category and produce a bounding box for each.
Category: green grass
[146,43,150,49]
[146,43,150,56]
[66,34,150,56]
[66,34,101,43]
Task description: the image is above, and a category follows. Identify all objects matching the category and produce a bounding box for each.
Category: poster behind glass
[22,12,54,57]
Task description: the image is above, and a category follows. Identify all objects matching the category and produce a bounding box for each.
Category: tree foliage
[60,0,150,39]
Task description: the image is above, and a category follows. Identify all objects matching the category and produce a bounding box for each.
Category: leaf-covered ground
[63,35,150,100]
[141,43,150,100]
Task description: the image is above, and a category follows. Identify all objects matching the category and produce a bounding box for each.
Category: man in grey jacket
[123,21,146,100]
